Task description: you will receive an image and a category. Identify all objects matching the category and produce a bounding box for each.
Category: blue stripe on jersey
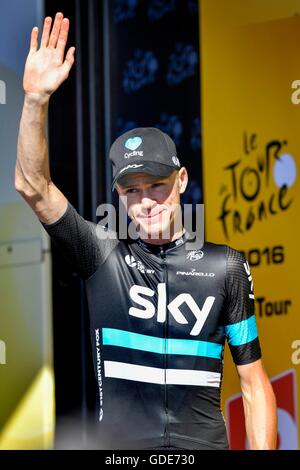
[225,315,258,346]
[102,328,223,359]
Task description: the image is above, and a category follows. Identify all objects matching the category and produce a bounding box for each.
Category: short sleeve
[224,246,262,365]
[40,202,119,280]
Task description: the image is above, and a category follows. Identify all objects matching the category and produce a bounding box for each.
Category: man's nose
[141,194,156,210]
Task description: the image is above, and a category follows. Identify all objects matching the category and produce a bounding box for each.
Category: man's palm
[23,13,75,97]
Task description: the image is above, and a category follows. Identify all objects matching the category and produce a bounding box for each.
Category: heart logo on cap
[125,137,142,151]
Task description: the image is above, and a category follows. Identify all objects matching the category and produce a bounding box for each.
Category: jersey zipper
[159,245,170,446]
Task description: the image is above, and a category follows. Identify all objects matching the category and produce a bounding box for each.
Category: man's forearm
[16,93,51,196]
[15,13,74,224]
[242,379,277,449]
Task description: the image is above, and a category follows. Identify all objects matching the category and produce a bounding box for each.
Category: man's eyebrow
[120,183,138,189]
[120,179,163,189]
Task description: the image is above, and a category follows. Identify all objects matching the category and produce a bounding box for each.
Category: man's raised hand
[23,12,75,99]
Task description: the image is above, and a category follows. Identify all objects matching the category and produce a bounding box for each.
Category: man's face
[116,167,188,241]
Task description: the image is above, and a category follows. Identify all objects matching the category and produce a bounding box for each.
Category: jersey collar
[136,230,193,253]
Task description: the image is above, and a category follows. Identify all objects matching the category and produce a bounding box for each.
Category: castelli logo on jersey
[128,283,215,336]
[186,250,204,261]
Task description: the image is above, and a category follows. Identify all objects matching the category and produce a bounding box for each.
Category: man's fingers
[56,18,70,58]
[65,46,76,68]
[41,17,52,47]
[61,47,76,77]
[49,12,64,48]
[29,27,39,53]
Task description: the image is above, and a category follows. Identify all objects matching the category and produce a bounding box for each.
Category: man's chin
[138,223,171,241]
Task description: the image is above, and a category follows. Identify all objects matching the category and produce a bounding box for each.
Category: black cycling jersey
[42,202,261,450]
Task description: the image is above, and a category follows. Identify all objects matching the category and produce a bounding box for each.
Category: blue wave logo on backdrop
[123,49,159,93]
[148,0,176,21]
[191,117,201,151]
[116,119,138,136]
[114,0,139,23]
[156,113,183,145]
[166,43,198,86]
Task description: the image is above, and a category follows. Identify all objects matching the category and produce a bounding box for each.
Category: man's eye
[126,188,138,194]
[152,183,164,188]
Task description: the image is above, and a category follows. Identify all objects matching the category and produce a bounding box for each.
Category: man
[15,13,277,450]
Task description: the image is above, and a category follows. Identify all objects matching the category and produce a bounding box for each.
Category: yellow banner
[0,202,55,449]
[200,0,300,449]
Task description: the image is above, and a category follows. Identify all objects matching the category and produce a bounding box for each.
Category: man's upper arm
[236,358,267,385]
[236,359,275,410]
[41,200,119,280]
[223,246,262,366]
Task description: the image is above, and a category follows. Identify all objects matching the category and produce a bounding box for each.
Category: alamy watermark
[95,200,205,250]
[291,80,300,104]
[291,339,300,365]
[0,79,6,104]
[0,340,6,365]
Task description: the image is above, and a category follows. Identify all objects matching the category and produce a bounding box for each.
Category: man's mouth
[139,207,168,220]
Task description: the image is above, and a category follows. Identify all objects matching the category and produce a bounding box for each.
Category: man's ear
[178,167,188,194]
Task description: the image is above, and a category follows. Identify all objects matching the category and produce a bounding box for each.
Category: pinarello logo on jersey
[226,369,298,449]
[176,268,215,277]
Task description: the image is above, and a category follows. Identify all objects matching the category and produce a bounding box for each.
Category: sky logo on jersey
[175,236,184,247]
[128,283,215,336]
